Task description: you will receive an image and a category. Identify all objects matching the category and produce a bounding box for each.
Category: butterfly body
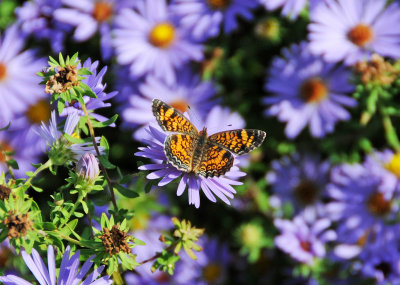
[152,99,266,177]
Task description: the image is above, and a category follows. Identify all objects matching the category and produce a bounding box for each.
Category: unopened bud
[76,153,100,181]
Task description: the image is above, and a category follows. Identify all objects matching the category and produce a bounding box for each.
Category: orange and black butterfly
[152,99,266,177]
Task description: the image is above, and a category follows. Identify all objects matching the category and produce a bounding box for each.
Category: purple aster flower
[76,152,100,181]
[135,113,247,207]
[54,0,134,59]
[263,41,356,138]
[0,25,46,126]
[266,153,330,220]
[326,163,398,245]
[274,215,336,265]
[259,0,307,20]
[36,111,104,163]
[121,66,217,141]
[170,0,258,40]
[113,0,204,85]
[0,245,112,285]
[59,58,117,125]
[15,0,71,53]
[308,0,400,65]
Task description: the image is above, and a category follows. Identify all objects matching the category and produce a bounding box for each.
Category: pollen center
[203,263,222,283]
[170,100,189,113]
[300,78,328,103]
[384,153,400,177]
[347,24,373,47]
[0,141,13,163]
[149,23,175,48]
[93,1,113,22]
[207,0,232,9]
[367,192,391,216]
[0,63,6,81]
[25,100,51,125]
[294,180,319,205]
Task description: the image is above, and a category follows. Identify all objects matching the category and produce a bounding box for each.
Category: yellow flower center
[347,24,373,47]
[0,141,13,163]
[300,77,328,103]
[71,132,81,139]
[255,18,280,40]
[294,180,319,206]
[207,0,232,9]
[385,153,400,177]
[241,224,262,247]
[93,1,113,22]
[202,263,222,283]
[130,213,149,230]
[170,100,189,113]
[148,23,175,48]
[367,192,391,216]
[25,100,51,125]
[0,63,6,81]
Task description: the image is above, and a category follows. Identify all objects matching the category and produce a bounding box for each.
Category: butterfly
[152,99,266,177]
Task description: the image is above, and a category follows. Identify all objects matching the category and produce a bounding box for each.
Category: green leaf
[70,52,79,64]
[6,159,19,170]
[114,184,139,199]
[99,155,116,169]
[81,200,89,214]
[91,114,118,128]
[59,52,65,66]
[31,185,43,193]
[57,99,65,115]
[42,222,57,230]
[79,82,97,98]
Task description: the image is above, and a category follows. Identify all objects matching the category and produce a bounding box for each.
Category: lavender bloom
[15,0,70,52]
[266,153,330,220]
[170,0,258,40]
[308,0,400,65]
[0,245,112,285]
[259,0,307,20]
[54,0,133,59]
[326,163,398,246]
[76,152,100,181]
[274,215,336,265]
[121,66,217,141]
[37,111,104,162]
[0,25,46,126]
[113,0,204,85]
[263,42,356,138]
[60,58,117,124]
[135,114,246,208]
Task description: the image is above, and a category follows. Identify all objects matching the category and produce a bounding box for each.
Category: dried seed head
[45,65,80,94]
[3,210,33,239]
[99,224,131,255]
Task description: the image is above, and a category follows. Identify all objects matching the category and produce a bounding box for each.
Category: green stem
[381,108,400,152]
[85,196,94,238]
[23,159,52,189]
[80,104,118,211]
[0,143,16,180]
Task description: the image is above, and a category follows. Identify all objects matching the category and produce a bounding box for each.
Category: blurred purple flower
[113,0,204,85]
[121,66,217,141]
[135,118,246,208]
[326,163,398,246]
[263,42,356,138]
[0,25,46,126]
[54,0,134,59]
[274,215,336,265]
[259,0,307,20]
[0,245,112,285]
[59,58,117,125]
[266,153,330,220]
[15,0,70,53]
[308,0,400,65]
[170,0,258,40]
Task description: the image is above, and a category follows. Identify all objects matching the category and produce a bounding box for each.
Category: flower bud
[76,153,100,181]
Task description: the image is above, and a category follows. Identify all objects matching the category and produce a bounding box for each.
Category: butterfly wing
[164,134,196,173]
[194,142,234,178]
[152,99,197,135]
[208,129,266,155]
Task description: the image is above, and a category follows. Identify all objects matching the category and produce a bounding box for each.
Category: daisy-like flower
[266,153,330,220]
[308,0,400,65]
[59,58,117,124]
[54,0,134,59]
[274,215,336,265]
[121,66,217,141]
[0,245,112,285]
[15,0,71,53]
[263,42,356,138]
[135,104,248,208]
[113,0,204,85]
[0,25,46,126]
[170,0,258,40]
[37,111,104,165]
[259,0,307,20]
